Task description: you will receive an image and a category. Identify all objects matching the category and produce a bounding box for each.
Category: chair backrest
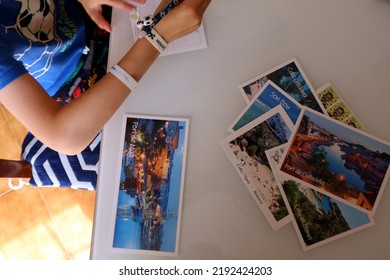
[0,159,32,178]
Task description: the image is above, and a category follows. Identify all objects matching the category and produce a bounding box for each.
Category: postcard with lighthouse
[110,114,189,256]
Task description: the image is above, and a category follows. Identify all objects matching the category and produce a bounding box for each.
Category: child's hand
[78,0,147,32]
[154,0,211,43]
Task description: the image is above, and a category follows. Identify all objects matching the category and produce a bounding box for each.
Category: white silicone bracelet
[143,28,168,53]
[109,65,138,91]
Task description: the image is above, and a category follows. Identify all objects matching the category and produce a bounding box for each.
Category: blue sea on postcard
[114,191,142,249]
[233,83,301,131]
[114,154,182,252]
[312,191,370,228]
[321,144,366,192]
[233,100,270,131]
[310,191,370,228]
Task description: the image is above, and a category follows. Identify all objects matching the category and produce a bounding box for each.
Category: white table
[91,0,390,259]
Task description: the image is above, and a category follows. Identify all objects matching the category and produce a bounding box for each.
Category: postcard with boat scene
[110,114,189,256]
[229,81,302,132]
[278,107,390,215]
[239,57,325,113]
[221,106,294,230]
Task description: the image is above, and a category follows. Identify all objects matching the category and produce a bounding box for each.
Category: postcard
[316,82,343,109]
[276,171,374,251]
[229,81,302,132]
[266,146,375,251]
[130,0,207,56]
[220,106,294,230]
[110,114,189,256]
[316,83,365,130]
[278,107,390,215]
[343,115,364,130]
[327,102,353,121]
[239,58,325,113]
[264,144,287,169]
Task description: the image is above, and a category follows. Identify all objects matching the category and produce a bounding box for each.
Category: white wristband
[143,28,168,53]
[109,65,138,91]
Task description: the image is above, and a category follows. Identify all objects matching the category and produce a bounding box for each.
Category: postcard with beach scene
[221,106,294,230]
[316,83,364,130]
[229,81,302,132]
[111,114,189,256]
[239,58,325,113]
[278,107,390,215]
[275,172,374,251]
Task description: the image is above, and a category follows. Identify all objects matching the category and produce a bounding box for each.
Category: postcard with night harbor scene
[111,114,189,256]
[278,107,390,215]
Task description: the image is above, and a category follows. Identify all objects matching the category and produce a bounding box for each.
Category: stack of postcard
[220,58,390,251]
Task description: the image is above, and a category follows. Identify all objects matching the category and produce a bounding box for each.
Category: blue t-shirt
[0,0,86,96]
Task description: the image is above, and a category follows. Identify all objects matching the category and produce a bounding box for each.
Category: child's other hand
[78,0,147,32]
[154,0,211,43]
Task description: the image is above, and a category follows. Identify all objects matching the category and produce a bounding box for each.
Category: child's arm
[0,0,211,155]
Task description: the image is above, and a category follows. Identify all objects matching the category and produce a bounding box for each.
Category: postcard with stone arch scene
[110,114,189,256]
[278,107,390,215]
[239,57,325,114]
[220,106,294,230]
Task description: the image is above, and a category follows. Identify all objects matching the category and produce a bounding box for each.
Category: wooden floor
[0,104,96,260]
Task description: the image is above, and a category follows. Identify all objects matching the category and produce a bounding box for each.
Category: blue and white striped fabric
[21,132,101,190]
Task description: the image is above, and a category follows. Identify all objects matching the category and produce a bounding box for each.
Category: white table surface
[91,0,390,259]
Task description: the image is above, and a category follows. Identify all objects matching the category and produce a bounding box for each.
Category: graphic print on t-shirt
[4,0,62,79]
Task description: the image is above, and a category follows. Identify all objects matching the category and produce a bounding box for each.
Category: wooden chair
[0,159,32,179]
[0,103,31,189]
[0,159,32,190]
